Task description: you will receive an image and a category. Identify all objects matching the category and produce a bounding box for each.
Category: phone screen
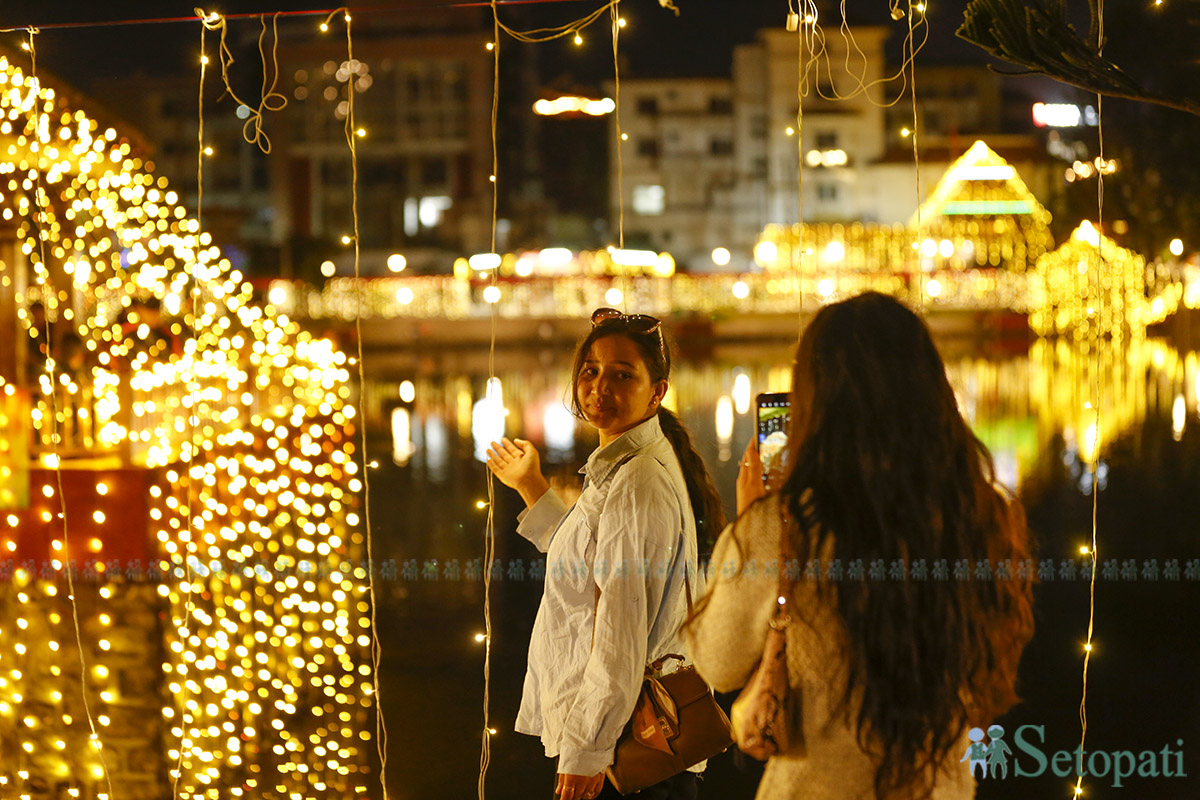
[756,392,790,483]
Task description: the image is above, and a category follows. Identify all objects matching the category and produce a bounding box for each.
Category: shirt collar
[580,413,664,484]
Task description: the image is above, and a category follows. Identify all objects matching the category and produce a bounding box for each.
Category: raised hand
[486,437,550,507]
[736,438,768,516]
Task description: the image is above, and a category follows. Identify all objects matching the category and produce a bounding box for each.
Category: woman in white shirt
[487,308,725,800]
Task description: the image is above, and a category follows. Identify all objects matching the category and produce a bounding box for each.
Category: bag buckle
[658,715,676,739]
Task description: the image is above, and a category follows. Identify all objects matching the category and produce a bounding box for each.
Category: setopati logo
[962,724,1186,788]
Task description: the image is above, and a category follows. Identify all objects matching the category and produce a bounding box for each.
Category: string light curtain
[0,47,378,798]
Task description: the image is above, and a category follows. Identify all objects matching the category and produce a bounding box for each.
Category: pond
[357,333,1200,799]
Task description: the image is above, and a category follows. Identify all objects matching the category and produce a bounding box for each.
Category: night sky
[0,0,1077,86]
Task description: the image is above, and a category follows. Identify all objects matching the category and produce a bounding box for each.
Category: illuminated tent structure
[912,140,1054,274]
[0,50,376,798]
[750,141,1055,310]
[1030,220,1151,341]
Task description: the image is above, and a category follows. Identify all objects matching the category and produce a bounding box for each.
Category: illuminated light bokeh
[0,54,375,797]
[1029,222,1155,340]
[532,95,615,116]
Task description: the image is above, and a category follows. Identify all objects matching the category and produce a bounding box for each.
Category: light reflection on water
[374,338,1195,491]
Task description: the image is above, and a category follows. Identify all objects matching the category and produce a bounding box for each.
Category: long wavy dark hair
[781,292,1034,799]
[568,318,727,546]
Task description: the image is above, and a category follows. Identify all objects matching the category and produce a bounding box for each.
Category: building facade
[610,24,1055,272]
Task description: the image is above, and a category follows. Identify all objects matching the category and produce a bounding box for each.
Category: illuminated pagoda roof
[908,140,1055,273]
[913,140,1052,223]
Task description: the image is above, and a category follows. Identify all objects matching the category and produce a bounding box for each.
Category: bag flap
[656,666,710,707]
[631,678,677,755]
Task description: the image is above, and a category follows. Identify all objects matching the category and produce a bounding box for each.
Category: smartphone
[756,392,790,484]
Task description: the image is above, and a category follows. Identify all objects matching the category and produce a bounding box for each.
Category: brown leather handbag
[604,574,734,795]
[729,505,804,760]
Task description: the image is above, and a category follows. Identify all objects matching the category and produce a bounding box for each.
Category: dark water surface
[361,337,1200,800]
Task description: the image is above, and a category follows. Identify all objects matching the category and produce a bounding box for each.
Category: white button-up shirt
[514,414,700,775]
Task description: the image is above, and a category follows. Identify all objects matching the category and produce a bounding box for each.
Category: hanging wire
[318,9,392,798]
[0,0,607,33]
[496,0,618,43]
[610,1,628,312]
[195,8,289,153]
[478,2,501,797]
[907,0,924,312]
[1075,0,1105,794]
[794,0,930,109]
[171,15,214,797]
[22,25,116,800]
[796,2,808,333]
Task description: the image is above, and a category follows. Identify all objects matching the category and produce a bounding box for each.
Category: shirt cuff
[557,746,613,777]
[516,489,567,553]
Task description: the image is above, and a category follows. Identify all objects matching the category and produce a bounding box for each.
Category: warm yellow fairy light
[0,52,375,794]
[573,32,583,45]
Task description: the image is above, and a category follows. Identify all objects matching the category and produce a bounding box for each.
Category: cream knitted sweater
[687,494,975,800]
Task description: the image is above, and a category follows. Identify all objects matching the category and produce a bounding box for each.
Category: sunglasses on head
[591,307,666,359]
[590,307,662,334]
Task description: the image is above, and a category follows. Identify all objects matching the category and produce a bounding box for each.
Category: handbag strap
[774,497,796,627]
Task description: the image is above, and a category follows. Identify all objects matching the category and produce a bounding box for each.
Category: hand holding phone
[756,392,791,487]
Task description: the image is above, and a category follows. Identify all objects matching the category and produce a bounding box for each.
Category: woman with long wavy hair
[687,292,1034,799]
[488,308,725,800]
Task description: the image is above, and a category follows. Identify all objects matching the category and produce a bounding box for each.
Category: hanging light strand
[22,25,116,800]
[907,0,924,312]
[1075,0,1106,795]
[322,7,391,798]
[479,2,501,796]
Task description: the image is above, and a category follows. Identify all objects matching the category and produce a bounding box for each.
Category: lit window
[418,196,452,228]
[632,185,665,216]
